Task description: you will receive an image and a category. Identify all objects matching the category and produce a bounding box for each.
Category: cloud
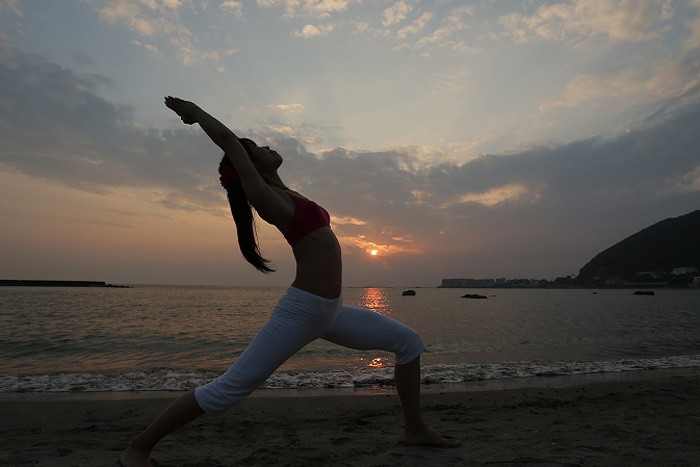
[687,1,700,49]
[454,184,535,207]
[397,11,433,39]
[499,0,675,44]
[5,34,699,213]
[540,72,640,110]
[91,0,235,67]
[258,0,348,19]
[311,0,349,17]
[354,4,477,56]
[540,49,700,111]
[99,1,162,36]
[268,103,305,113]
[2,38,699,279]
[131,40,160,57]
[383,1,411,27]
[414,5,473,50]
[0,0,22,16]
[270,101,700,277]
[294,23,334,38]
[0,38,222,212]
[220,1,243,17]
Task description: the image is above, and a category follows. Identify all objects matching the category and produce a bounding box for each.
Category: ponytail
[219,151,274,273]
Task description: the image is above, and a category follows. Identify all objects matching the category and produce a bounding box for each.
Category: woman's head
[238,137,257,156]
[239,138,283,180]
[219,137,283,189]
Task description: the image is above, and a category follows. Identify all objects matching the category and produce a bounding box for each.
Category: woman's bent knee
[395,327,425,365]
[194,380,256,413]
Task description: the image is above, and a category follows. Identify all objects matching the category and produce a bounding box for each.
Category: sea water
[1,286,699,394]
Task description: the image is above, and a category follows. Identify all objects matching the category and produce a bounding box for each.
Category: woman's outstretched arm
[164,96,286,219]
[164,96,253,176]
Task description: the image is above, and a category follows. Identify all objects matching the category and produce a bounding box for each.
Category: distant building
[440,278,496,288]
[671,267,699,276]
[636,271,666,281]
[604,276,625,286]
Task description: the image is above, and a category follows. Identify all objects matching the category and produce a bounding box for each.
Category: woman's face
[251,145,283,173]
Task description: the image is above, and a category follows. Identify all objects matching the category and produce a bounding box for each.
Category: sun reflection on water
[357,288,393,370]
[358,287,390,315]
[367,357,390,368]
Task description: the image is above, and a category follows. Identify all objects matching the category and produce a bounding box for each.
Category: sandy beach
[2,369,699,467]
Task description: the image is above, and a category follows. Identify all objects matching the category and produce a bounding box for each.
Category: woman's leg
[119,288,341,466]
[119,392,204,467]
[195,289,340,413]
[395,356,461,446]
[119,313,318,467]
[323,305,461,447]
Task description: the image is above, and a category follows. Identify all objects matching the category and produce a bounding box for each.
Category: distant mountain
[577,210,700,283]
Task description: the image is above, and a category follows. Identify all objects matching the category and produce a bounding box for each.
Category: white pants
[195,286,425,413]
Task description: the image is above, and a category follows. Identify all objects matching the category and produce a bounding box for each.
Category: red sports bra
[284,196,331,246]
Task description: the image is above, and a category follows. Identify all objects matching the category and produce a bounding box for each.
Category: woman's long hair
[220,139,274,273]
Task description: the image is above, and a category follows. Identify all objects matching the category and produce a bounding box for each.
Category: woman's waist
[285,285,342,303]
[292,234,342,269]
[292,254,341,297]
[290,229,342,297]
[292,268,341,299]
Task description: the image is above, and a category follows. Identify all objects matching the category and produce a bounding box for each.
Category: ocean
[1,286,699,395]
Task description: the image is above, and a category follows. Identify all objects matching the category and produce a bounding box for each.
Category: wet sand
[2,369,699,466]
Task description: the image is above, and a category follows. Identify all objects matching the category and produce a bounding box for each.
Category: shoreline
[2,366,696,402]
[4,368,699,466]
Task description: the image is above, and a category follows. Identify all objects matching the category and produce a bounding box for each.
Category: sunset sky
[1,0,699,287]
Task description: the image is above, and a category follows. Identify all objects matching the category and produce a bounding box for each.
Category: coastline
[3,368,699,466]
[2,366,694,401]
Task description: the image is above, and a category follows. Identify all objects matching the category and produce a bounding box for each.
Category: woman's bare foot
[403,426,462,447]
[118,446,153,467]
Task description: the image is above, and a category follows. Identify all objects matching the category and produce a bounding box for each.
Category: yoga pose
[118,97,460,466]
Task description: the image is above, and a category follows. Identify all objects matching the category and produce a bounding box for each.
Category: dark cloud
[2,39,699,281]
[277,98,700,278]
[0,38,224,211]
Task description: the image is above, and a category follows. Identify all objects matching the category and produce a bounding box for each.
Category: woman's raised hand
[164,96,202,125]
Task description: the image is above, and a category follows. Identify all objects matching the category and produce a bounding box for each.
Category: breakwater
[0,280,128,288]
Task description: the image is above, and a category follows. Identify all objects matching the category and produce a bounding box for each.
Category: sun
[370,249,378,256]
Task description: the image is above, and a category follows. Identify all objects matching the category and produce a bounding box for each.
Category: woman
[118,97,460,467]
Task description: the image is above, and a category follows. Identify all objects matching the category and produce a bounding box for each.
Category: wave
[2,354,699,393]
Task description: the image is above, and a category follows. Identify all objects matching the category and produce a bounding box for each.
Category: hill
[577,210,700,284]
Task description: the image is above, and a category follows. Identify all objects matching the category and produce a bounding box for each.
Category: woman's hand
[164,96,203,125]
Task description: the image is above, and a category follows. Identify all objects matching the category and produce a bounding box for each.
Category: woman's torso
[289,226,342,298]
[265,188,343,298]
